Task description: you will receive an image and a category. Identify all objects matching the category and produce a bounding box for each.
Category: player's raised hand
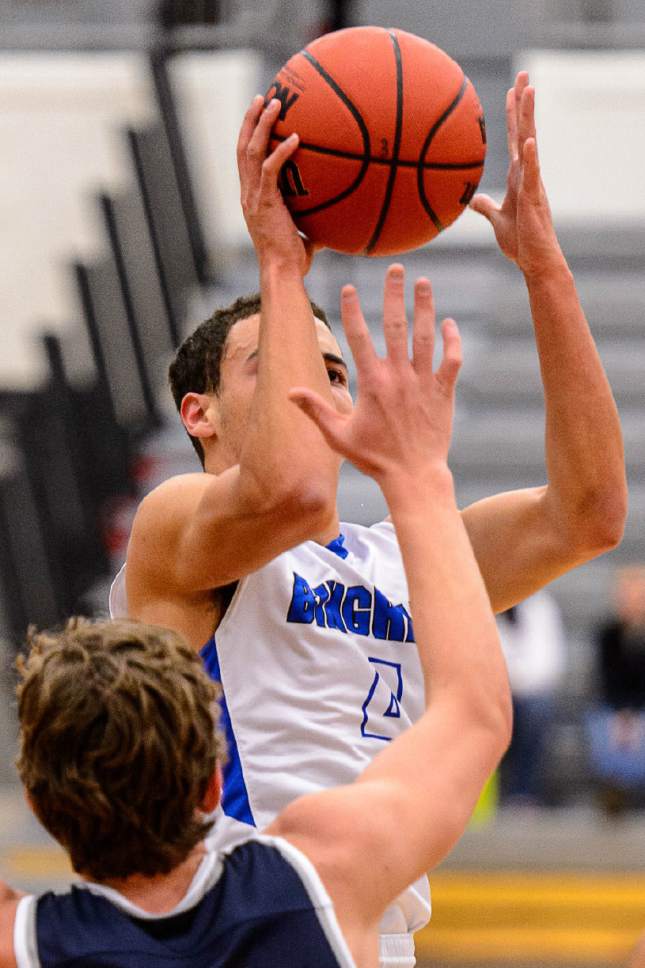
[237,95,320,275]
[289,264,461,486]
[470,72,565,279]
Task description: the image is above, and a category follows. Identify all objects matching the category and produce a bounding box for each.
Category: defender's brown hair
[169,291,331,465]
[16,618,224,881]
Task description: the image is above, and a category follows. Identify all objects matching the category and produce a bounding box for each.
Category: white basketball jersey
[110,520,430,936]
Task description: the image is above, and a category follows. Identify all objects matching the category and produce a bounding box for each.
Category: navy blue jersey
[14,834,355,968]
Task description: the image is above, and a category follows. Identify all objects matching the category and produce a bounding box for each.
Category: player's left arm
[466,72,626,612]
[0,880,24,968]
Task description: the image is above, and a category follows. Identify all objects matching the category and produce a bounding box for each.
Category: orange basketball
[266,26,487,256]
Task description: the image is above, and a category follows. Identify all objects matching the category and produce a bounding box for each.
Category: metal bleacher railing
[0,57,186,639]
[0,2,307,643]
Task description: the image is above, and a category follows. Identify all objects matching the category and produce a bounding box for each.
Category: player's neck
[86,843,206,915]
[311,506,342,547]
[203,448,235,476]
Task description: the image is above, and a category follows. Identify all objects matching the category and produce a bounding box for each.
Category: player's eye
[327,367,347,386]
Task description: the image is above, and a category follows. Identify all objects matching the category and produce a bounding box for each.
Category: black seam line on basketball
[291,49,371,217]
[364,30,404,255]
[272,134,484,169]
[417,76,469,233]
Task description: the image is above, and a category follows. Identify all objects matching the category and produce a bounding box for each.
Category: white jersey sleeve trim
[251,834,358,968]
[108,564,127,618]
[13,895,39,968]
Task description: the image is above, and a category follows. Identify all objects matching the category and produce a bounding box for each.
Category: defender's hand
[237,95,320,276]
[289,265,461,485]
[470,72,564,279]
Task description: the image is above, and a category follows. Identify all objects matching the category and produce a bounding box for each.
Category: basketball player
[110,72,626,966]
[0,286,512,965]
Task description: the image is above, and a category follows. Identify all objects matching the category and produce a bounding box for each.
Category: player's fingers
[469,192,499,223]
[412,277,435,376]
[513,72,530,150]
[518,85,537,155]
[260,133,299,187]
[435,319,462,391]
[505,87,518,161]
[246,98,282,168]
[382,264,409,365]
[521,138,541,197]
[288,387,348,453]
[237,94,265,164]
[514,71,530,108]
[340,284,378,376]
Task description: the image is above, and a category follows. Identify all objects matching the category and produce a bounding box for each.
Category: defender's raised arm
[271,267,512,954]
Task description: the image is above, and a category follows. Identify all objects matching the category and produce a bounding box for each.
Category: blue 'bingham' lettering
[342,585,371,635]
[286,572,415,643]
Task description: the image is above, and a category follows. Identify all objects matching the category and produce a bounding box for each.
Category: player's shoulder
[267,786,389,929]
[341,518,397,552]
[123,474,214,588]
[134,472,212,522]
[267,784,387,889]
[129,473,215,550]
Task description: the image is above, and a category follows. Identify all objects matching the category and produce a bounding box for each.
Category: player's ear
[181,392,219,443]
[202,767,222,814]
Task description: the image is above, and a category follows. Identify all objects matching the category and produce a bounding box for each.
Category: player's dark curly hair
[169,292,331,466]
[16,618,225,881]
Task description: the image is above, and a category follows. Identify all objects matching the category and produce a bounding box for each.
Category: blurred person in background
[586,566,645,816]
[497,589,567,807]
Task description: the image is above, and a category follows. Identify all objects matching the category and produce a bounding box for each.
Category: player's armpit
[127,467,333,600]
[460,484,616,614]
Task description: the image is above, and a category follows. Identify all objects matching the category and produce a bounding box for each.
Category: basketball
[265,26,487,256]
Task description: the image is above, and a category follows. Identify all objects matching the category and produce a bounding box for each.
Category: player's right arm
[269,266,512,951]
[126,98,340,613]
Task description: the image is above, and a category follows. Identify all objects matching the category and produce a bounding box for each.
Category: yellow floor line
[431,871,645,906]
[415,926,640,962]
[416,872,645,963]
